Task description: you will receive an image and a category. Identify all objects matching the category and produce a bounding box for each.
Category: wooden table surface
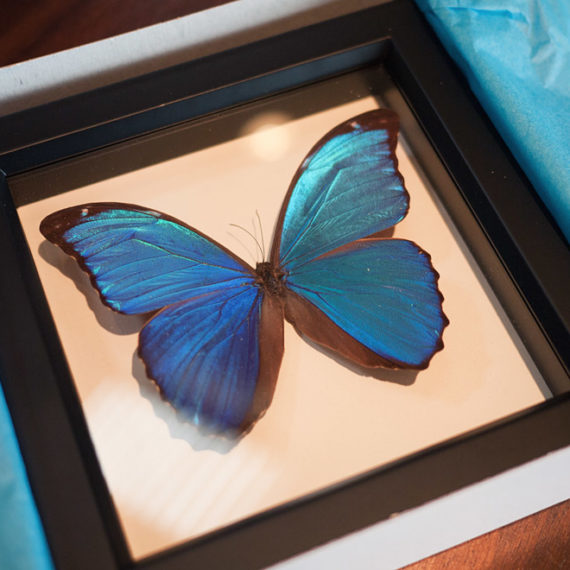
[2,1,569,568]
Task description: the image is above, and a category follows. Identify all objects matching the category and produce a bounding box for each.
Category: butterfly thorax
[255,262,286,296]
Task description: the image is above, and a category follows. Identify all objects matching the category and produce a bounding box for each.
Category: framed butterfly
[40,109,448,436]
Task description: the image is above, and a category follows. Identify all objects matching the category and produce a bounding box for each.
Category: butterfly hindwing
[284,238,447,369]
[140,287,283,432]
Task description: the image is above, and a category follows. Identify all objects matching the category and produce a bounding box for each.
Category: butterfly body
[255,261,286,296]
[41,110,448,435]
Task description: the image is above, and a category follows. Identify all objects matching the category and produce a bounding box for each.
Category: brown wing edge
[238,293,285,434]
[270,108,405,266]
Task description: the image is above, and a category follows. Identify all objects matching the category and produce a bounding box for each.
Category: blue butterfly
[40,110,448,435]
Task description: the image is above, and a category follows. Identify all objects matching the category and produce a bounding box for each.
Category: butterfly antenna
[255,210,266,261]
[229,223,264,263]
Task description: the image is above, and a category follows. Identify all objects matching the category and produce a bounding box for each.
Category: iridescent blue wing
[40,203,255,313]
[284,238,447,369]
[271,110,409,269]
[140,288,283,433]
[40,203,284,433]
[273,110,447,368]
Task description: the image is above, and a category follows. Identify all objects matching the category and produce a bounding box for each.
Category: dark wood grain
[0,0,232,66]
[405,499,570,570]
[2,2,568,568]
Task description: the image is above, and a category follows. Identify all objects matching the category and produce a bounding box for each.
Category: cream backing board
[18,97,546,559]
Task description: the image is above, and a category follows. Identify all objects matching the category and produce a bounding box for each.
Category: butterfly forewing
[272,110,409,269]
[40,204,255,314]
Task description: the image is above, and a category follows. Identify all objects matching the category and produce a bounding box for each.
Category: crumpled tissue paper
[416,0,570,242]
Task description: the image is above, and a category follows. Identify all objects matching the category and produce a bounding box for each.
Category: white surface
[18,96,546,559]
[0,0,385,116]
[274,445,570,569]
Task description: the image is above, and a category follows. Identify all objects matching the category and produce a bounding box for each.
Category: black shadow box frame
[0,1,569,568]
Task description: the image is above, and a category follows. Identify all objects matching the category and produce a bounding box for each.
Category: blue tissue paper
[0,384,53,570]
[416,0,570,242]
